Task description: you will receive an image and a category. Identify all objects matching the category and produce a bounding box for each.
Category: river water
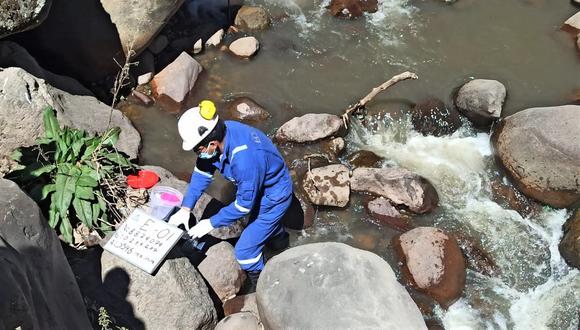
[121,0,580,328]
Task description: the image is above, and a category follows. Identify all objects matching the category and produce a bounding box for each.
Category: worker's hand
[168,208,191,230]
[188,219,214,239]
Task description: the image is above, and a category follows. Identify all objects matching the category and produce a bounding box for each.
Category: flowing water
[121,0,580,328]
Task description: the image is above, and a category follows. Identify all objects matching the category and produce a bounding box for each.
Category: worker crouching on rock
[169,100,294,292]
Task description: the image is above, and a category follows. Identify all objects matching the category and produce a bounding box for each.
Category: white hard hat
[178,100,219,151]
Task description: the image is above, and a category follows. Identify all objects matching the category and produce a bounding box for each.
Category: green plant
[9,107,134,243]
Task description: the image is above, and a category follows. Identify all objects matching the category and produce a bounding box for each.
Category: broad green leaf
[72,197,93,228]
[10,149,22,162]
[41,184,56,200]
[92,202,101,225]
[98,213,112,232]
[30,164,56,177]
[97,194,107,212]
[75,185,95,200]
[48,198,60,228]
[54,166,78,219]
[42,107,61,139]
[102,128,120,146]
[104,153,130,167]
[77,175,98,187]
[59,218,73,244]
[81,139,100,161]
[80,166,100,181]
[71,139,85,158]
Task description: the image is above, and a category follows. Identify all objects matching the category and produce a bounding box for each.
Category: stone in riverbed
[454,79,506,127]
[564,12,580,31]
[366,197,414,232]
[346,150,383,168]
[327,0,379,19]
[137,72,153,85]
[276,113,343,143]
[351,167,439,213]
[229,36,260,57]
[151,52,203,111]
[234,6,270,30]
[411,97,462,136]
[223,293,259,317]
[489,177,540,218]
[257,242,427,329]
[394,227,466,308]
[226,96,270,122]
[206,29,224,47]
[198,242,246,302]
[559,210,580,269]
[492,105,580,208]
[215,312,261,330]
[302,164,350,207]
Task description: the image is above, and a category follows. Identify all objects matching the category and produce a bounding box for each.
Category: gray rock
[138,72,153,85]
[101,251,217,329]
[564,12,580,30]
[346,150,383,168]
[0,179,91,329]
[234,6,270,30]
[198,242,246,302]
[366,197,414,232]
[322,137,345,159]
[492,105,580,208]
[100,0,184,57]
[276,113,343,143]
[559,210,580,269]
[223,293,259,317]
[227,96,270,122]
[454,79,506,127]
[351,167,439,213]
[302,164,350,207]
[215,312,262,330]
[0,67,141,176]
[229,36,260,58]
[148,34,169,54]
[0,0,51,38]
[151,52,203,107]
[206,29,224,47]
[257,242,427,329]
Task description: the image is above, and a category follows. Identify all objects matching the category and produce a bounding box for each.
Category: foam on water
[348,116,580,329]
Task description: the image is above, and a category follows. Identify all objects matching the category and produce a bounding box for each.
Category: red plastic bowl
[127,170,159,189]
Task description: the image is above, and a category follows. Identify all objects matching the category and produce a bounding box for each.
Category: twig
[341,71,418,128]
[307,158,320,193]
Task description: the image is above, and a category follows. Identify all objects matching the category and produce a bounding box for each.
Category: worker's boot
[240,271,261,294]
[265,231,289,252]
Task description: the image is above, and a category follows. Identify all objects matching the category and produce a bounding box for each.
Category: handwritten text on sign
[104,208,183,274]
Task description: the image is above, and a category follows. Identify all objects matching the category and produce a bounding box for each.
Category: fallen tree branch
[341,71,418,128]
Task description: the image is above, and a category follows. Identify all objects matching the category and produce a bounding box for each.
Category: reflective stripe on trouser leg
[235,194,292,272]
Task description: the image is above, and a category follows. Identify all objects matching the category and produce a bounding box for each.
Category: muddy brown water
[120,1,580,328]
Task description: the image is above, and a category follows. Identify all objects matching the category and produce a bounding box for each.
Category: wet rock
[276,113,343,143]
[411,97,462,136]
[454,79,506,127]
[293,191,315,228]
[394,227,466,308]
[206,29,224,47]
[193,38,203,54]
[131,90,154,106]
[0,40,93,96]
[234,6,270,30]
[0,179,91,329]
[455,235,500,277]
[559,210,580,269]
[229,36,260,58]
[302,164,350,207]
[322,137,345,159]
[347,150,383,168]
[353,232,378,250]
[351,167,439,214]
[198,242,246,302]
[0,67,140,175]
[135,50,155,77]
[492,105,580,208]
[215,312,261,330]
[327,0,379,19]
[151,52,203,110]
[100,0,184,56]
[564,12,580,31]
[0,0,51,38]
[257,242,427,329]
[573,0,580,8]
[101,251,217,329]
[223,293,259,317]
[489,178,540,218]
[148,34,169,54]
[137,72,153,85]
[226,96,270,122]
[366,197,414,232]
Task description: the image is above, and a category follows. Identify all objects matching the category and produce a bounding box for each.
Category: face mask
[198,143,217,159]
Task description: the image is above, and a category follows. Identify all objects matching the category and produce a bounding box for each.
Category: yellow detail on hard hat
[199,100,217,120]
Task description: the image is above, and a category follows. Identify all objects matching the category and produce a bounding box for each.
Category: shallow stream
[121,0,580,328]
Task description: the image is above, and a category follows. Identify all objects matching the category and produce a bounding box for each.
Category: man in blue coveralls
[169,100,294,291]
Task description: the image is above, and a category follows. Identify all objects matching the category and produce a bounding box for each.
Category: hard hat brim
[182,140,196,151]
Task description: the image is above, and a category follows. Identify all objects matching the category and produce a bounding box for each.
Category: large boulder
[234,6,270,30]
[394,227,466,307]
[151,52,203,112]
[411,97,462,136]
[0,0,51,38]
[100,0,184,57]
[198,242,246,302]
[454,79,506,127]
[257,242,427,329]
[223,293,259,317]
[559,210,580,269]
[492,105,580,208]
[351,167,439,213]
[101,250,217,329]
[276,113,343,143]
[0,179,91,329]
[327,0,378,19]
[0,67,140,176]
[302,164,350,207]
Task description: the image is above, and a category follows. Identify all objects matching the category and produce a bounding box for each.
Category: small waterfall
[348,115,580,329]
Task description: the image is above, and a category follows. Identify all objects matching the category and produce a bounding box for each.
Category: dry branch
[342,71,418,128]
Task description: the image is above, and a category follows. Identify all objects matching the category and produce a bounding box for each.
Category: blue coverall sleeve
[181,158,216,209]
[210,153,265,228]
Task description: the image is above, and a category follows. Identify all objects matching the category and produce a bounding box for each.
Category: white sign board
[104,208,183,274]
